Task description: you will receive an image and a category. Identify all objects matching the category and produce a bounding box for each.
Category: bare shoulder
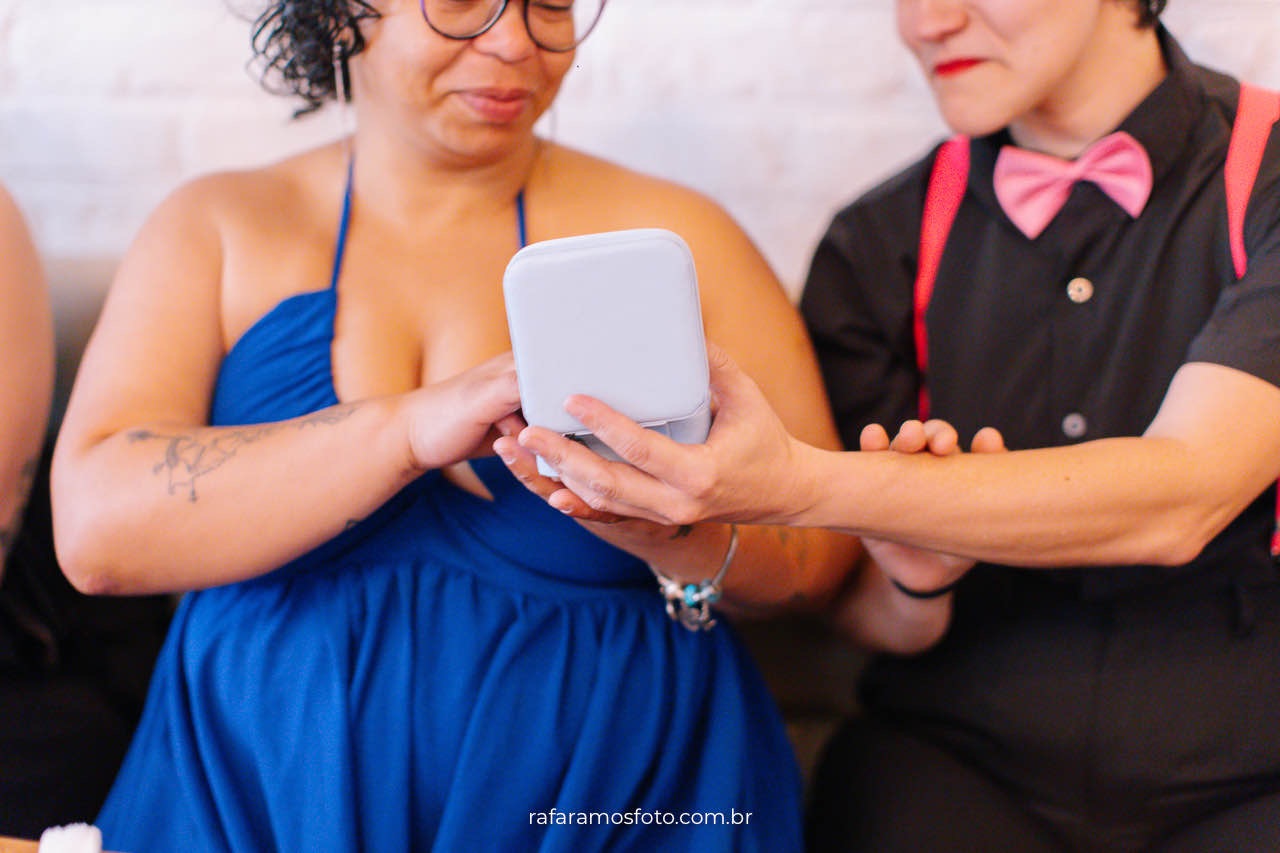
[539,144,739,235]
[152,144,345,247]
[119,144,349,341]
[0,184,43,300]
[0,183,25,230]
[540,144,778,294]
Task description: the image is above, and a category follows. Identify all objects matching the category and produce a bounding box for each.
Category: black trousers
[808,572,1280,852]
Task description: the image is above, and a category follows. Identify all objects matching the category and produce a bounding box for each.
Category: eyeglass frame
[419,0,608,54]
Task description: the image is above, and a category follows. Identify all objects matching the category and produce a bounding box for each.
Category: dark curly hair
[250,1,381,117]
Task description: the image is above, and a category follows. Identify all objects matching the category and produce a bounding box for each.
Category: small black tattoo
[131,406,358,501]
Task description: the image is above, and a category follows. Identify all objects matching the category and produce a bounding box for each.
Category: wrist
[890,577,959,600]
[650,523,739,631]
[644,522,728,582]
[780,439,828,526]
[390,392,434,480]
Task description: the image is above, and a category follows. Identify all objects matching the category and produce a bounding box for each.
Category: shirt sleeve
[799,163,931,450]
[1186,126,1280,388]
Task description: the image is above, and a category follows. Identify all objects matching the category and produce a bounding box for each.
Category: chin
[936,104,1015,139]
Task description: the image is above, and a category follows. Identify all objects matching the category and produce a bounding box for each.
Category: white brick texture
[2,0,1279,294]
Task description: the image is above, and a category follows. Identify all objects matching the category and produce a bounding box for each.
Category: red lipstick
[933,58,983,77]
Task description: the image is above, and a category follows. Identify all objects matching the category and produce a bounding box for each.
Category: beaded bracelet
[652,524,739,632]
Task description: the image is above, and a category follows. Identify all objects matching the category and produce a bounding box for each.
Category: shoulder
[0,182,25,229]
[534,143,742,239]
[0,183,39,267]
[532,142,788,319]
[818,145,938,264]
[148,145,345,248]
[0,184,43,301]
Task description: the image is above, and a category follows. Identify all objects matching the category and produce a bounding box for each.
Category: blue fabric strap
[329,160,355,292]
[516,190,527,248]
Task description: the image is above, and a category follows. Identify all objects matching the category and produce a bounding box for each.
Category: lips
[933,58,983,77]
[457,87,534,123]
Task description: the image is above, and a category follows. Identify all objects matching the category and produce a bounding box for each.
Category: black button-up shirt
[800,30,1280,598]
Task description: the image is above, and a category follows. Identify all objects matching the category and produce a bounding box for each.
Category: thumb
[705,341,757,413]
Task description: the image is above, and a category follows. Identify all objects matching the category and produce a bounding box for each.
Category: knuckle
[684,462,717,501]
[617,435,650,468]
[586,474,618,503]
[669,503,700,527]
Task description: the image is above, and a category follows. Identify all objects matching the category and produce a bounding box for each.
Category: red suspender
[1225,84,1280,278]
[914,84,1280,556]
[1224,83,1280,556]
[913,135,970,420]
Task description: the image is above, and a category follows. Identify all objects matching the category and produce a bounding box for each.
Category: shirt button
[1066,277,1094,303]
[1062,412,1088,439]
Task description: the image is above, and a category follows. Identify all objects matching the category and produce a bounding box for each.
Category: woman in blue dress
[49,1,856,850]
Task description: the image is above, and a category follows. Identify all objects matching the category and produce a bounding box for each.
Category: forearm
[52,397,417,595]
[0,455,40,574]
[789,435,1250,567]
[829,557,952,654]
[0,185,54,578]
[0,401,48,572]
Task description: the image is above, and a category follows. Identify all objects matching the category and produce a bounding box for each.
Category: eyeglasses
[421,0,607,53]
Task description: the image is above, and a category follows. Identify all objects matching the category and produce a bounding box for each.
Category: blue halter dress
[95,182,803,852]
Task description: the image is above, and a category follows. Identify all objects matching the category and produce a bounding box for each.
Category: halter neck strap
[330,162,528,291]
[328,159,355,292]
[516,190,528,248]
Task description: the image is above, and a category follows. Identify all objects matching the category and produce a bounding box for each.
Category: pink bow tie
[993,131,1153,239]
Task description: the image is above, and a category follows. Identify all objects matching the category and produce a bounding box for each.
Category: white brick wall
[2,0,1279,294]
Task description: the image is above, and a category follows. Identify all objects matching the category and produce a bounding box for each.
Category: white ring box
[504,228,711,477]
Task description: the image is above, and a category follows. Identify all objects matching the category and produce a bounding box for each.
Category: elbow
[54,513,130,596]
[1142,528,1213,568]
[1126,507,1224,567]
[51,471,134,596]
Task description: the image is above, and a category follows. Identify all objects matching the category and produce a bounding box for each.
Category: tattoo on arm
[670,524,695,539]
[772,525,815,605]
[129,405,358,502]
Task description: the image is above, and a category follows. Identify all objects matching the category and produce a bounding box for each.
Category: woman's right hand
[404,352,523,472]
[515,343,809,526]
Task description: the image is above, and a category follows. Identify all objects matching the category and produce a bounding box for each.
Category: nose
[471,0,538,62]
[898,0,968,43]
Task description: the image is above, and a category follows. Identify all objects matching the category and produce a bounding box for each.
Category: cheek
[534,53,575,105]
[893,2,925,59]
[544,52,576,88]
[989,0,1099,74]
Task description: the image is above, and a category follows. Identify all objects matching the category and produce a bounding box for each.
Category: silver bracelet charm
[652,524,739,632]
